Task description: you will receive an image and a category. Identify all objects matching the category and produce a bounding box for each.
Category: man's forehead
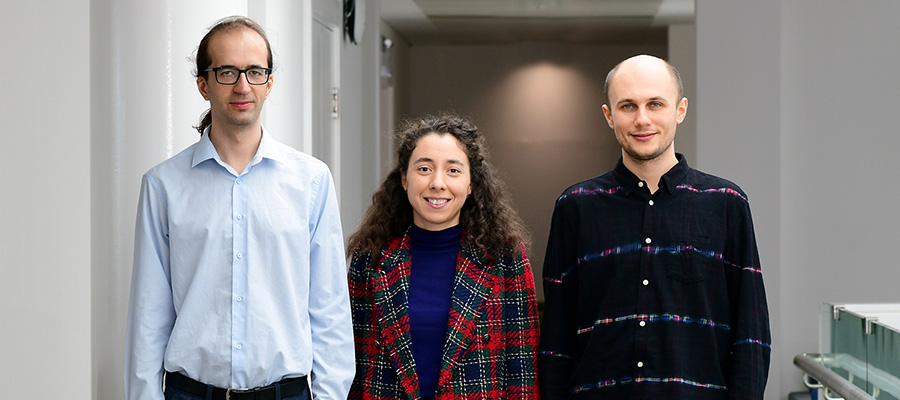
[207,28,268,64]
[609,68,679,102]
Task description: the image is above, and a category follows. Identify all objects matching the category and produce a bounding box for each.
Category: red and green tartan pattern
[348,234,541,399]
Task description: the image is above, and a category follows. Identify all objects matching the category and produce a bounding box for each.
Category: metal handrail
[794,353,873,400]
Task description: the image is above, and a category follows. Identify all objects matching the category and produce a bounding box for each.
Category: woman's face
[401,133,472,231]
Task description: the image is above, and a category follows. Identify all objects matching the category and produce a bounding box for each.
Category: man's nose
[233,72,252,93]
[634,107,651,126]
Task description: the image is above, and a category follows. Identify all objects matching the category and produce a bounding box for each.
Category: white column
[91,1,250,398]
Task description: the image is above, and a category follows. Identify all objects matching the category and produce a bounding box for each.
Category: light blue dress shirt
[125,128,354,400]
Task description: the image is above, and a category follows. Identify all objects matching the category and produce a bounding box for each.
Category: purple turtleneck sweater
[408,224,462,400]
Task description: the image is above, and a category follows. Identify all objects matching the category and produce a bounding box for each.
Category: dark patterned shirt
[539,154,771,400]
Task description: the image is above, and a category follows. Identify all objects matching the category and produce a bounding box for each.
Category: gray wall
[697,0,900,397]
[0,0,92,395]
[695,2,783,398]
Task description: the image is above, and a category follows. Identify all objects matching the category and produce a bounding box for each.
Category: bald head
[604,55,684,107]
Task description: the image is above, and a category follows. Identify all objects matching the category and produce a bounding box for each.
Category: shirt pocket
[665,237,712,284]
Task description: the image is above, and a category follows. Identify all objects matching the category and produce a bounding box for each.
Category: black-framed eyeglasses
[204,66,272,85]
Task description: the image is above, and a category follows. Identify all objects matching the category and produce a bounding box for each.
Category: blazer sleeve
[347,249,377,400]
[503,244,541,398]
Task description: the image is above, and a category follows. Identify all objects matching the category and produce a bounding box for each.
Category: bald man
[539,55,770,399]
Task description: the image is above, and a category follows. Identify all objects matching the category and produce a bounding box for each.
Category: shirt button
[236,179,242,184]
[644,237,652,244]
[482,334,491,343]
[638,181,644,188]
[235,344,242,350]
[374,340,382,348]
[648,200,654,206]
[235,296,243,302]
[637,361,644,368]
[642,279,649,286]
[236,214,243,220]
[639,321,646,327]
[236,253,243,259]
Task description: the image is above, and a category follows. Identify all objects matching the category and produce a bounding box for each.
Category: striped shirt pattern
[539,155,771,400]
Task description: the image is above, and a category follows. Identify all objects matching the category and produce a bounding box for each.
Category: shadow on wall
[479,62,621,300]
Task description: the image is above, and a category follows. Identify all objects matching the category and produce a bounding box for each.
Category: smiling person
[125,16,354,400]
[539,55,771,399]
[346,114,540,399]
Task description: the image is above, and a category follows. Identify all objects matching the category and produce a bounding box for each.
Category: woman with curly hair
[346,113,540,399]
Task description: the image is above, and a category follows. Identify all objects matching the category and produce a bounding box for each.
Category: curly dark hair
[347,113,530,264]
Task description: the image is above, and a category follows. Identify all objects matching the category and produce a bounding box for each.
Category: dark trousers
[163,373,311,400]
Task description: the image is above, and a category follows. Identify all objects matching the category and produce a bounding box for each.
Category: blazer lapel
[373,235,421,399]
[436,242,495,389]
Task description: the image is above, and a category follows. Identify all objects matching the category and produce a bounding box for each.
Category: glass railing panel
[822,303,900,399]
[830,307,868,367]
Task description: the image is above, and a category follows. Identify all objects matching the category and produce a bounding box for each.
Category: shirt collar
[191,126,285,169]
[614,153,689,195]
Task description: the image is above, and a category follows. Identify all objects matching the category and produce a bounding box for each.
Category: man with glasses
[125,16,354,400]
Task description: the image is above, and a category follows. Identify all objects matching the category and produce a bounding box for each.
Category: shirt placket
[635,181,654,387]
[231,174,249,387]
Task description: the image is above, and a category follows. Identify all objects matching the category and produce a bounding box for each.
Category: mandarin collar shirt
[125,128,354,400]
[540,155,771,399]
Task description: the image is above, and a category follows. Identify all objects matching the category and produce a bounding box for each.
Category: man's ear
[264,74,274,99]
[602,104,615,130]
[676,97,688,124]
[197,77,210,101]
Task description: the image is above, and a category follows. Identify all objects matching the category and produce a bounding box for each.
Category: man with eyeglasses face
[125,16,354,400]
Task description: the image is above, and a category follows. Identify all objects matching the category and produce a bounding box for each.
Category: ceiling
[379,0,695,45]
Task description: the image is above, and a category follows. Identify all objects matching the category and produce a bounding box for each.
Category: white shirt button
[648,200,654,206]
[645,237,652,244]
[642,279,649,286]
[637,361,644,368]
[638,181,644,188]
[639,321,646,327]
[236,214,243,220]
[235,296,243,302]
[235,344,242,350]
[236,253,243,260]
[236,179,242,184]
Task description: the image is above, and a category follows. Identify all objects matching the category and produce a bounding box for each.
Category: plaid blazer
[348,232,540,400]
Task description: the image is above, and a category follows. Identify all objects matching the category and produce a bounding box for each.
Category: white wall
[340,0,384,238]
[91,2,265,398]
[0,0,92,397]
